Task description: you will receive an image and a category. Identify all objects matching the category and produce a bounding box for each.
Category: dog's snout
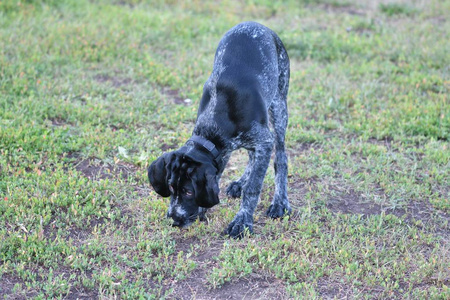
[171,220,182,227]
[167,211,184,227]
[167,205,186,224]
[167,209,178,220]
[166,204,200,228]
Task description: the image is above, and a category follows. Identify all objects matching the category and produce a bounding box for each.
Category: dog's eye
[183,189,193,197]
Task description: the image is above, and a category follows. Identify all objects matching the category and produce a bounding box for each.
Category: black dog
[148,21,291,238]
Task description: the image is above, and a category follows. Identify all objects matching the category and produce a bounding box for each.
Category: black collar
[188,135,221,166]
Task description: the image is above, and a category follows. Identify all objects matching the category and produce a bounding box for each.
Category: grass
[0,0,449,299]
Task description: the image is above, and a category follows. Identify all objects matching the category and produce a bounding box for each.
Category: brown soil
[94,74,133,88]
[171,272,288,300]
[161,87,191,106]
[72,156,137,181]
[0,274,37,299]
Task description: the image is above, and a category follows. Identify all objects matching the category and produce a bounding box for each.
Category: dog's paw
[226,181,242,198]
[226,212,253,239]
[266,202,291,219]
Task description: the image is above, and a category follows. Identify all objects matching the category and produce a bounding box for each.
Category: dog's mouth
[171,214,199,228]
[171,209,209,228]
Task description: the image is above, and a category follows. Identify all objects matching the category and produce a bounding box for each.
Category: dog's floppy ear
[192,166,219,208]
[148,153,173,197]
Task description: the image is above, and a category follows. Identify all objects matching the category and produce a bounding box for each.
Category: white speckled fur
[154,22,291,238]
[195,22,292,237]
[175,205,187,217]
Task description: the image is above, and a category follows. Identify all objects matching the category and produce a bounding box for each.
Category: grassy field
[0,0,449,299]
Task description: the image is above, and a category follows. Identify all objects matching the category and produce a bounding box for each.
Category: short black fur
[148,21,291,238]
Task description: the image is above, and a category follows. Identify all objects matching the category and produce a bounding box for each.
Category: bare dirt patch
[72,156,138,181]
[93,71,191,107]
[0,273,37,300]
[318,3,366,16]
[173,235,225,263]
[317,276,355,299]
[169,233,288,299]
[208,275,287,300]
[326,188,383,216]
[289,142,323,154]
[366,136,395,149]
[65,286,98,300]
[52,267,98,300]
[427,15,447,25]
[287,171,449,238]
[0,268,97,300]
[172,272,287,300]
[161,87,192,106]
[94,74,133,89]
[160,142,178,152]
[325,186,449,237]
[41,213,112,250]
[49,117,69,127]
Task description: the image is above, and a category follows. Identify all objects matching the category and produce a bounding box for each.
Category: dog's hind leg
[226,150,254,198]
[227,131,273,238]
[266,47,291,218]
[266,98,291,218]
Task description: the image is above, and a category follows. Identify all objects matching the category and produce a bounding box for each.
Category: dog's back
[197,21,289,141]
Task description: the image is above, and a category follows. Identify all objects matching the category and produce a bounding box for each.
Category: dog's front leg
[226,150,254,198]
[227,140,273,238]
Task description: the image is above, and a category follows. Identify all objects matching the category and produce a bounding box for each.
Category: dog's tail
[273,32,290,102]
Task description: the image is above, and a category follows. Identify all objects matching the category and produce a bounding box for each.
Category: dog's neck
[190,135,220,159]
[185,134,231,175]
[187,136,221,168]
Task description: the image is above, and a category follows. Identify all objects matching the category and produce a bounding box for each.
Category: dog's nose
[172,220,182,227]
[167,207,176,219]
[167,209,184,227]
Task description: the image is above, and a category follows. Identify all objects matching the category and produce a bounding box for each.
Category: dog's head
[148,148,219,227]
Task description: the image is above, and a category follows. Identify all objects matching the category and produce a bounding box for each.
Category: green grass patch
[1,0,449,298]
